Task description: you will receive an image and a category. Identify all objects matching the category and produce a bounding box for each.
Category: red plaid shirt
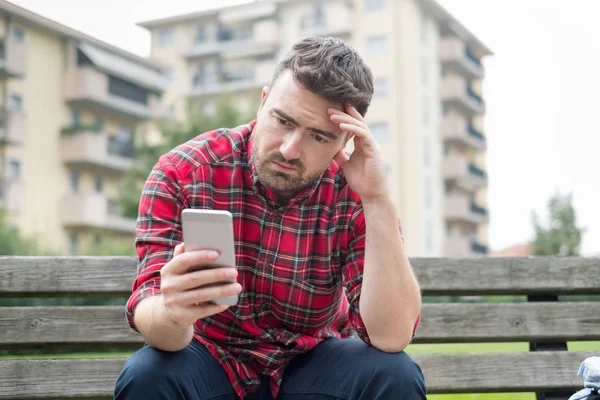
[126,120,412,399]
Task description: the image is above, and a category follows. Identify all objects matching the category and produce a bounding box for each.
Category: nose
[279,130,302,160]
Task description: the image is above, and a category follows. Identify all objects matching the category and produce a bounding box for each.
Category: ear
[257,86,270,118]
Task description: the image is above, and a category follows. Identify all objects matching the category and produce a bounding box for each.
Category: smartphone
[181,208,238,306]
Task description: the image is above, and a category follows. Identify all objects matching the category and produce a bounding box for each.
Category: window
[94,116,104,131]
[69,170,80,193]
[421,55,428,85]
[93,234,103,248]
[68,232,79,255]
[108,75,148,105]
[374,79,389,97]
[365,0,386,11]
[314,6,326,27]
[157,28,174,47]
[422,96,429,125]
[425,218,433,252]
[370,122,390,142]
[420,12,428,44]
[11,26,25,42]
[424,175,432,208]
[70,109,80,125]
[8,93,23,111]
[366,35,387,56]
[195,25,206,44]
[7,159,21,181]
[423,136,430,166]
[94,175,103,193]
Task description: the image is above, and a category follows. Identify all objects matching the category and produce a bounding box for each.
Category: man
[114,36,426,399]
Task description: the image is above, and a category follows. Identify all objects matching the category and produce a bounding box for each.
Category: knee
[114,345,187,396]
[365,350,426,397]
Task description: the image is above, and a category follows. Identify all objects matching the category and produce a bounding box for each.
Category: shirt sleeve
[341,208,420,345]
[125,153,188,332]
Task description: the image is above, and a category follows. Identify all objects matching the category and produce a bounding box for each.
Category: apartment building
[138,0,492,257]
[0,1,169,255]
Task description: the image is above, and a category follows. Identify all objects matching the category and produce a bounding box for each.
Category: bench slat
[2,303,599,349]
[413,256,600,295]
[415,301,600,343]
[0,306,143,349]
[1,256,598,297]
[0,352,596,397]
[0,256,135,296]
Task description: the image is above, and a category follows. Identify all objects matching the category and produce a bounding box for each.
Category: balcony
[0,107,27,145]
[299,5,352,37]
[444,153,487,192]
[442,114,486,150]
[440,75,485,115]
[0,179,25,213]
[189,59,276,97]
[61,192,135,233]
[61,125,135,173]
[440,37,484,79]
[188,19,280,60]
[64,67,156,121]
[445,193,489,225]
[445,234,489,256]
[0,35,27,78]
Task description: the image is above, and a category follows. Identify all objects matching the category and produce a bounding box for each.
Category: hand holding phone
[159,243,241,328]
[180,209,239,306]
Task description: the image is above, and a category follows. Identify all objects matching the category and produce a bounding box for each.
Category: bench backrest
[0,256,598,398]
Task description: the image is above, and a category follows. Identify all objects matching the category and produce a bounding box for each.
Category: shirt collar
[245,121,328,207]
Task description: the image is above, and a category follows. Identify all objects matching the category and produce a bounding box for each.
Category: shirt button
[260,302,269,312]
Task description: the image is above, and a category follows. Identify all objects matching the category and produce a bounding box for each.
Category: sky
[9,0,600,255]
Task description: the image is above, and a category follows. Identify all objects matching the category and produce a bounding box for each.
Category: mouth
[272,161,298,172]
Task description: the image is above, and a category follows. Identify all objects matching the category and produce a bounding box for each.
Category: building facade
[137,0,493,257]
[0,0,169,255]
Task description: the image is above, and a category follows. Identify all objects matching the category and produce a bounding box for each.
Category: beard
[251,136,327,197]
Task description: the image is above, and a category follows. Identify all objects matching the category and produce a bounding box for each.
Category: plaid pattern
[126,120,403,399]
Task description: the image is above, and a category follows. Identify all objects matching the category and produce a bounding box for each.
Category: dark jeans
[114,338,426,399]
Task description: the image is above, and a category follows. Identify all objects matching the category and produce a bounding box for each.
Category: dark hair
[270,36,374,117]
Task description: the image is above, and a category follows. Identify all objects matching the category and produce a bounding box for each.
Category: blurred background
[0,0,597,260]
[0,1,597,399]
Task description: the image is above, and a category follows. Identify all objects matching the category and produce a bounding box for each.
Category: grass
[3,342,598,400]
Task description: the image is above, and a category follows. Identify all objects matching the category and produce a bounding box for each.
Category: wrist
[361,193,395,208]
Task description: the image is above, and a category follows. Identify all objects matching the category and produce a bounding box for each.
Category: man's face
[251,70,348,200]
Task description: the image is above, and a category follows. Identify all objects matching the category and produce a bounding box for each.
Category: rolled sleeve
[125,154,188,332]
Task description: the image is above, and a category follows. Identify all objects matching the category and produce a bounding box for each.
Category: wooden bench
[0,256,598,399]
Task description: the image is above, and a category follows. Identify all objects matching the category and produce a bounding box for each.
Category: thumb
[174,242,185,256]
[334,149,350,167]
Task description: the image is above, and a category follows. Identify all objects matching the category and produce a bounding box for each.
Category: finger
[173,243,185,257]
[180,266,238,291]
[334,148,350,166]
[344,104,365,123]
[164,249,220,275]
[328,109,368,129]
[193,302,230,319]
[339,122,371,140]
[180,281,242,305]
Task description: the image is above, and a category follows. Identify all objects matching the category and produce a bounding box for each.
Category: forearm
[359,196,422,352]
[133,295,194,352]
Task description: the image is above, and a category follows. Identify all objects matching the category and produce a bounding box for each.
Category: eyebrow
[272,108,339,140]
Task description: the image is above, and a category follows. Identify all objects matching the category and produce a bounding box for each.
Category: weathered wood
[1,256,598,297]
[0,256,136,297]
[0,257,600,297]
[416,351,599,393]
[0,306,144,349]
[2,303,599,348]
[414,256,600,295]
[413,301,600,343]
[0,351,597,397]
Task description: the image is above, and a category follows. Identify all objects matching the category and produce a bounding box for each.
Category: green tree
[531,191,585,256]
[120,93,256,219]
[0,209,46,255]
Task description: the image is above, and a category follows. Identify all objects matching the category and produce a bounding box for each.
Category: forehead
[267,71,344,132]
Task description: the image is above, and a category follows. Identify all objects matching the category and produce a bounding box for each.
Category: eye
[313,134,328,143]
[277,117,289,126]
